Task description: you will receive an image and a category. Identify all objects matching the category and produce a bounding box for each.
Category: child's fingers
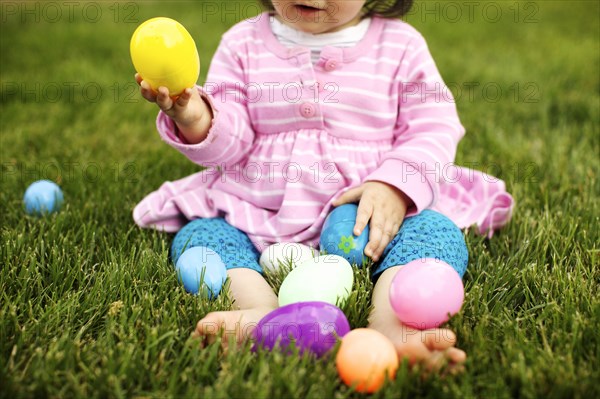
[156,86,174,111]
[139,80,158,103]
[365,211,386,260]
[332,186,362,207]
[173,88,193,109]
[353,196,372,237]
[372,219,398,260]
[134,73,143,85]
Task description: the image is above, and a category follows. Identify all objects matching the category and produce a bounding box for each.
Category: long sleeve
[155,39,255,169]
[365,33,465,214]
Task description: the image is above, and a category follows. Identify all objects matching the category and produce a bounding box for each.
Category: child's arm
[335,32,464,260]
[135,35,256,170]
[366,32,465,213]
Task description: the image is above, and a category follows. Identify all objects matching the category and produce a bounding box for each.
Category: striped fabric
[133,12,514,250]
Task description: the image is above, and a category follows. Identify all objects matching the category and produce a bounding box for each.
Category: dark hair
[362,0,414,18]
[258,1,415,19]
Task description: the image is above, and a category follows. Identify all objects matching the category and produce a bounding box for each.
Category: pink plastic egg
[389,259,464,330]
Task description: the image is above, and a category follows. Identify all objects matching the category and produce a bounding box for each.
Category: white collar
[270,16,371,47]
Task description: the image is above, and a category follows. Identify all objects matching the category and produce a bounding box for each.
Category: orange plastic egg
[335,328,399,393]
[130,17,200,95]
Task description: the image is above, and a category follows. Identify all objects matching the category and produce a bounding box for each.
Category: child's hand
[135,73,213,144]
[333,181,412,262]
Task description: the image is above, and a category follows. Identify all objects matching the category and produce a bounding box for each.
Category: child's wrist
[397,189,413,210]
[176,117,210,144]
[175,97,213,144]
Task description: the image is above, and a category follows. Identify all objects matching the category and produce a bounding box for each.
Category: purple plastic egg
[389,259,464,330]
[253,301,350,357]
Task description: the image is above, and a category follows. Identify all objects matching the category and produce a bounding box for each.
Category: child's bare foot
[192,268,279,349]
[369,266,466,374]
[369,317,466,373]
[192,306,276,348]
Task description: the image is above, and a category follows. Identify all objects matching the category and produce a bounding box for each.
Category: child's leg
[171,218,277,345]
[368,210,469,370]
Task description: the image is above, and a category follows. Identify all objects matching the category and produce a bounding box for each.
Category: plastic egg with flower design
[320,204,370,266]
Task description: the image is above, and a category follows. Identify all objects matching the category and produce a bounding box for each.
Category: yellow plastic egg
[130,17,200,95]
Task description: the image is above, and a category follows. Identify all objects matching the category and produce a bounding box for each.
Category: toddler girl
[134,0,514,370]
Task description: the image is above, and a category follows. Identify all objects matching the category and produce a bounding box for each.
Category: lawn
[1,1,598,398]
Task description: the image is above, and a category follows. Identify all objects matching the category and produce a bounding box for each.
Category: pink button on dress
[324,59,338,71]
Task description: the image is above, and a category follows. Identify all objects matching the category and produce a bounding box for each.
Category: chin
[293,21,341,34]
[289,22,324,34]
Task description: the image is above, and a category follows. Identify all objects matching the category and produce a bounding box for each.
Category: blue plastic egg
[175,246,227,298]
[23,180,64,216]
[320,204,370,266]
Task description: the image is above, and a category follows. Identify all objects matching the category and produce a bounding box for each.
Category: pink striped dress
[133,13,514,249]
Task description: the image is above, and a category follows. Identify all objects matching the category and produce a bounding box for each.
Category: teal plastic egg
[320,204,370,266]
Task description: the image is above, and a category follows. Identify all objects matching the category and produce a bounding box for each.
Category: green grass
[1,1,599,397]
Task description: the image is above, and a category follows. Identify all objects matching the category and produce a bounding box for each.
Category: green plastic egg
[278,254,354,307]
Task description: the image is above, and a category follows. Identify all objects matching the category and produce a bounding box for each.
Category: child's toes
[423,347,466,374]
[422,328,456,351]
[399,344,432,366]
[446,347,467,364]
[444,362,466,376]
[441,349,467,376]
[191,331,215,348]
[194,312,224,340]
[423,351,447,373]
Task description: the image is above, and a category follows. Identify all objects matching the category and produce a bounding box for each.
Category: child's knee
[170,217,262,273]
[373,210,469,278]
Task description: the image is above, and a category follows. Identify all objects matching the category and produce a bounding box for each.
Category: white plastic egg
[259,243,316,272]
